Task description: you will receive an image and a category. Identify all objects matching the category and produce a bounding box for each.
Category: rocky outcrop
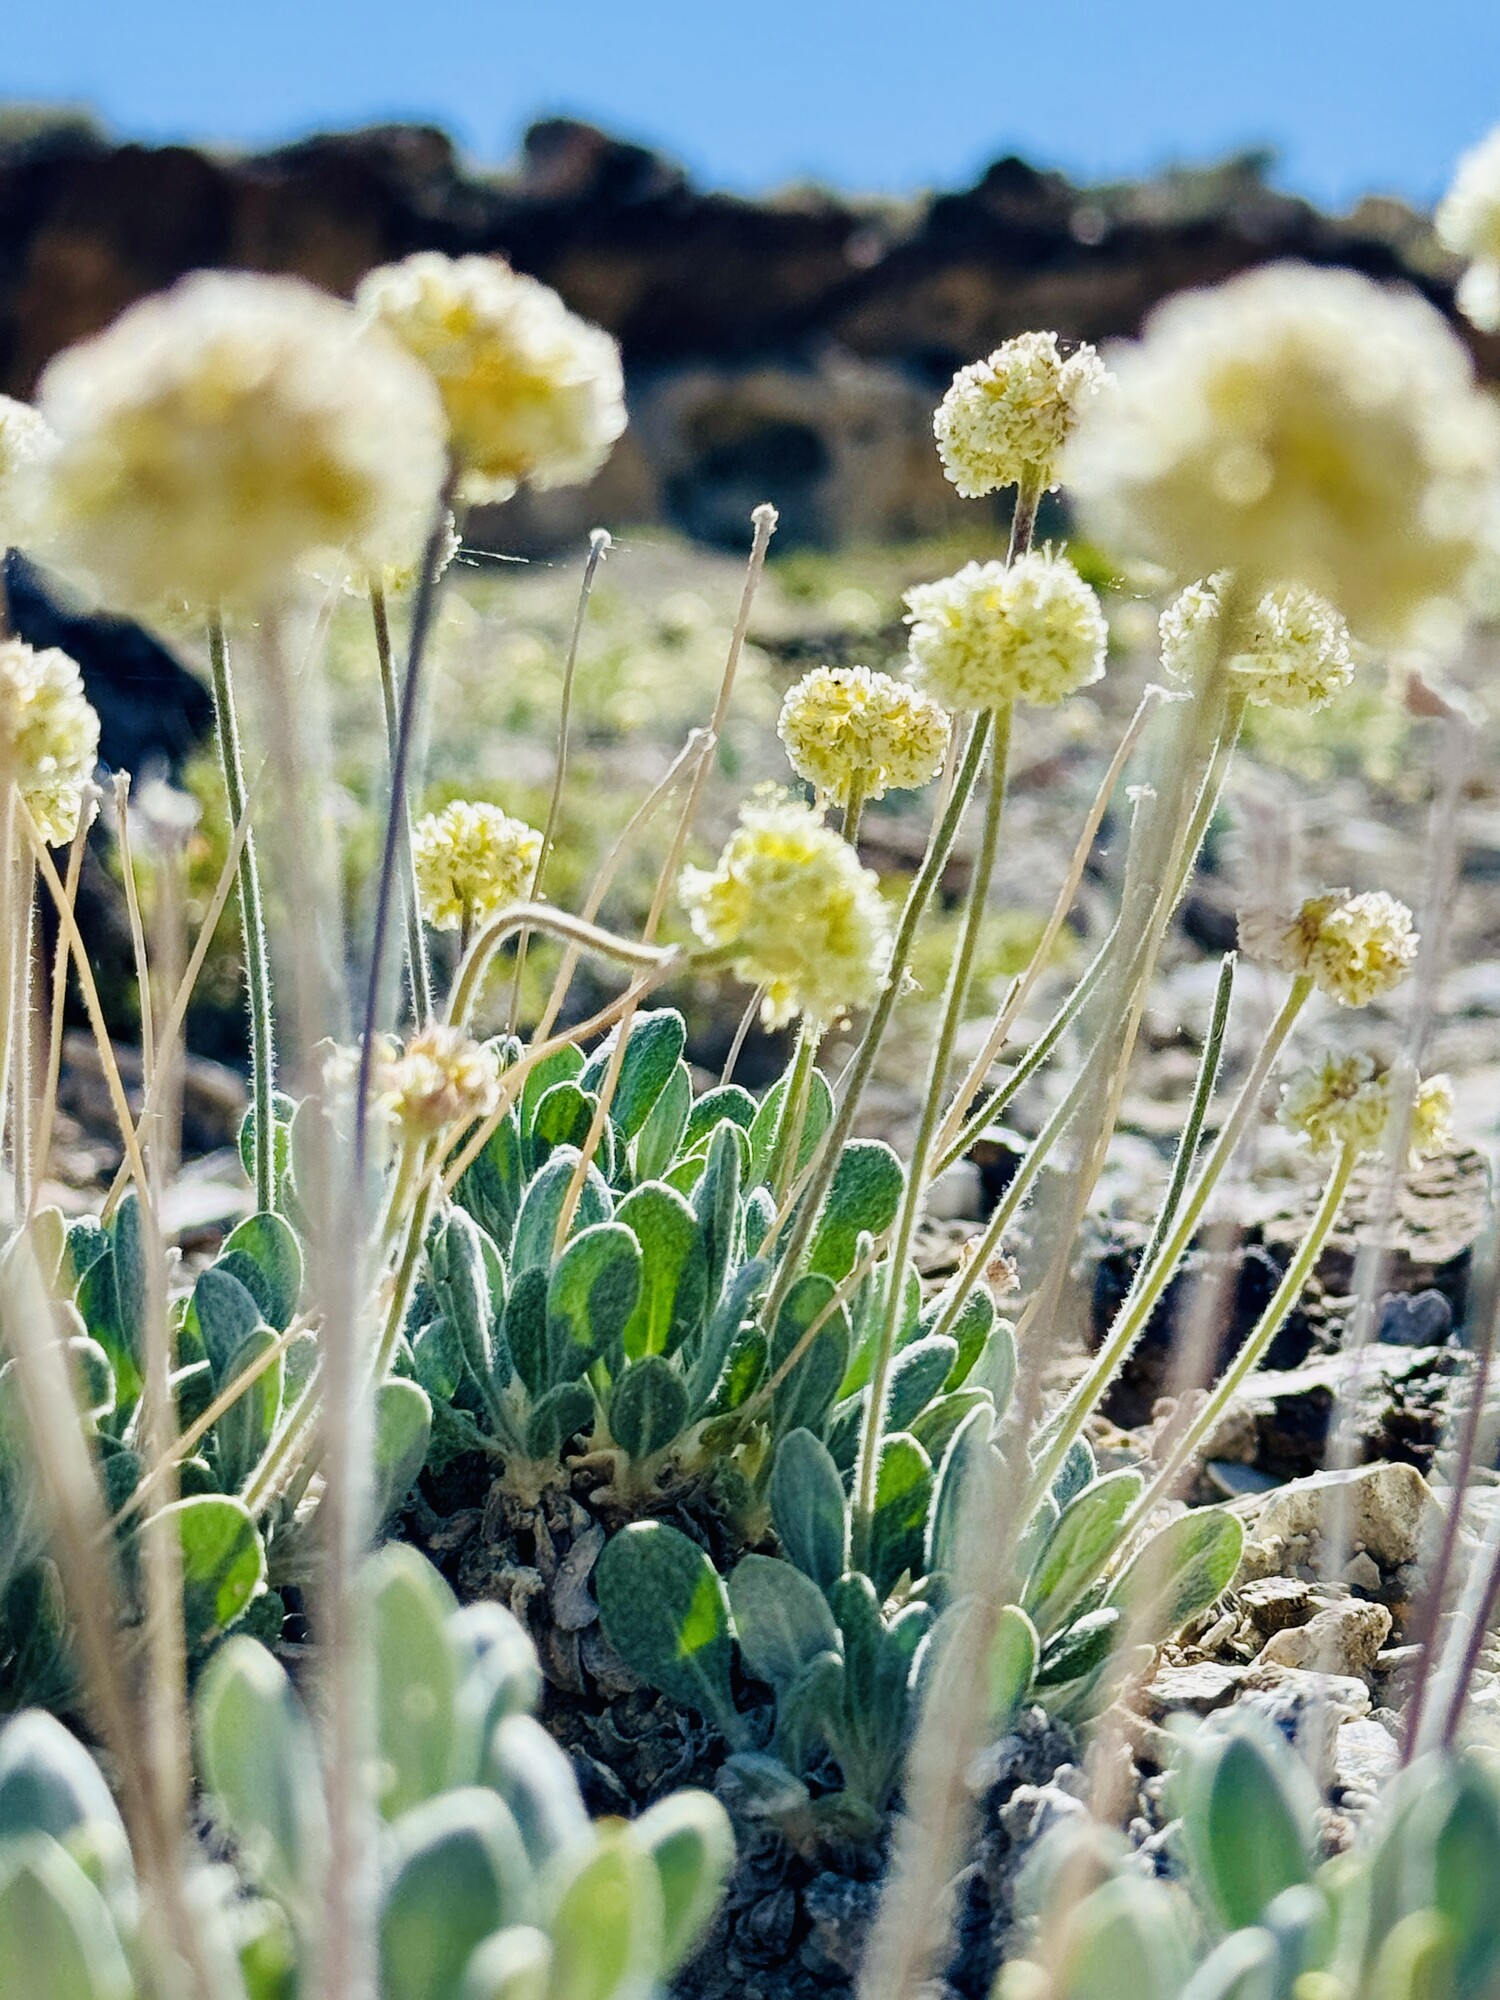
[2,110,1496,550]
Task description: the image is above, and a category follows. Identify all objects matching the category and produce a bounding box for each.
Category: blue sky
[5,0,1499,211]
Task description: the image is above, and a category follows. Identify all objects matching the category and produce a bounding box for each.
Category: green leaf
[1034,1606,1122,1690]
[581,1009,687,1140]
[455,1108,525,1249]
[685,1258,767,1415]
[191,1264,266,1389]
[546,1223,642,1380]
[616,1183,709,1360]
[769,1428,848,1592]
[631,1061,692,1184]
[1423,1762,1500,1993]
[522,1381,596,1462]
[1178,1719,1318,1931]
[372,1379,433,1525]
[543,1830,663,2000]
[528,1081,612,1179]
[1023,1469,1144,1635]
[214,1326,283,1493]
[728,1554,840,1695]
[481,1713,590,1865]
[926,1400,994,1579]
[770,1275,850,1441]
[511,1150,612,1274]
[0,1840,132,2000]
[238,1090,296,1207]
[1051,1436,1097,1509]
[917,1286,994,1395]
[1178,1930,1279,2000]
[459,1927,552,2000]
[987,1604,1039,1729]
[430,1208,500,1397]
[594,1524,742,1743]
[379,1790,534,2000]
[169,1494,265,1649]
[682,1084,758,1157]
[609,1357,691,1461]
[909,1388,991,1469]
[371,1546,462,1814]
[503,1266,550,1399]
[770,1654,843,1776]
[1055,1877,1191,2000]
[217,1212,303,1331]
[747,1066,832,1187]
[692,1123,743,1311]
[196,1636,327,1915]
[1106,1507,1244,1637]
[0,1711,123,1851]
[518,1044,583,1139]
[869,1433,933,1600]
[452,1601,542,1742]
[807,1142,904,1283]
[886,1335,960,1436]
[631,1789,735,1977]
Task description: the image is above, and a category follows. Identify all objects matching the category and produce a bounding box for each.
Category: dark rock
[1376,1288,1453,1347]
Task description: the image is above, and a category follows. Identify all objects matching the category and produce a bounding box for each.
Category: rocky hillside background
[3,109,1497,550]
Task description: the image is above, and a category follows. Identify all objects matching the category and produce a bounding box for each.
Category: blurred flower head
[376,1024,501,1142]
[934,332,1109,498]
[33,272,447,615]
[777,665,950,806]
[1438,125,1500,332]
[0,396,54,553]
[0,638,101,845]
[904,551,1107,710]
[355,252,626,501]
[412,799,543,933]
[1065,262,1500,640]
[1159,573,1355,712]
[679,791,892,1028]
[1280,1051,1452,1163]
[1240,888,1418,1008]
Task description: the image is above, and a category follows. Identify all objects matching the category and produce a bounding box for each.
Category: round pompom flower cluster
[777,666,950,807]
[0,395,54,552]
[355,253,626,501]
[1438,125,1500,333]
[933,332,1109,498]
[1279,1052,1452,1164]
[1159,574,1355,712]
[375,1025,501,1142]
[0,639,101,845]
[679,793,892,1029]
[1239,889,1418,1009]
[904,551,1107,711]
[1065,262,1500,640]
[32,272,447,616]
[412,801,543,934]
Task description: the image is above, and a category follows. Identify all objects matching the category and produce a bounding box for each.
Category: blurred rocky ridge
[2,107,1497,552]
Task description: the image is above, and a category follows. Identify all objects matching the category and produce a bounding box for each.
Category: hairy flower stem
[761,711,995,1333]
[1031,971,1312,1503]
[851,705,1013,1568]
[508,528,610,1033]
[353,472,459,1180]
[769,1025,822,1203]
[208,614,276,1212]
[370,584,433,1027]
[1123,1142,1357,1537]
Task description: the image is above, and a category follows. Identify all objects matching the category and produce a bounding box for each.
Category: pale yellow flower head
[1159,573,1355,711]
[679,792,892,1028]
[412,800,543,933]
[1240,888,1418,1009]
[304,510,462,601]
[777,665,950,806]
[1280,1052,1452,1163]
[0,639,100,845]
[377,1025,501,1141]
[934,333,1109,498]
[355,252,626,501]
[0,396,54,552]
[33,272,447,615]
[1437,126,1500,333]
[1065,262,1500,640]
[904,551,1107,711]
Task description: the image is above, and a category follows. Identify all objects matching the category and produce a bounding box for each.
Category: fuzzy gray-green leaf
[609,1356,690,1460]
[595,1523,742,1742]
[770,1428,848,1591]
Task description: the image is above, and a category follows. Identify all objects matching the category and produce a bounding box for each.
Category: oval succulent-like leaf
[371,1546,462,1814]
[770,1274,851,1441]
[1034,1606,1122,1690]
[769,1428,848,1592]
[481,1713,591,1865]
[546,1223,642,1381]
[373,1379,434,1525]
[543,1829,664,2000]
[0,1710,123,1851]
[631,1060,693,1184]
[214,1325,283,1494]
[1106,1506,1244,1637]
[616,1182,709,1361]
[807,1141,905,1283]
[692,1122,743,1310]
[594,1523,742,1743]
[886,1335,960,1437]
[379,1790,534,2000]
[522,1380,596,1462]
[528,1081,612,1180]
[460,1926,552,2000]
[518,1043,584,1137]
[217,1211,303,1331]
[511,1150,612,1275]
[685,1258,767,1415]
[987,1603,1040,1729]
[609,1356,691,1461]
[727,1553,840,1695]
[429,1209,497,1395]
[682,1083,758,1156]
[747,1065,832,1187]
[196,1635,327,1915]
[582,1008,688,1140]
[455,1106,525,1249]
[0,1839,132,2000]
[1178,1719,1318,1931]
[1023,1469,1145,1635]
[1056,1876,1191,2000]
[631,1788,736,1977]
[926,1400,995,1580]
[169,1494,266,1649]
[190,1264,264,1389]
[869,1433,934,1601]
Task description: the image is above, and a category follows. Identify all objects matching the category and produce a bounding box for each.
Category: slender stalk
[446,903,676,1029]
[1124,1144,1357,1537]
[761,711,995,1334]
[9,849,35,1216]
[30,792,96,1211]
[719,986,765,1085]
[851,704,1013,1566]
[769,1026,821,1203]
[353,473,459,1180]
[209,613,276,1212]
[370,583,433,1026]
[508,528,610,1031]
[113,775,156,1096]
[839,773,867,849]
[1138,952,1236,1272]
[0,794,16,1206]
